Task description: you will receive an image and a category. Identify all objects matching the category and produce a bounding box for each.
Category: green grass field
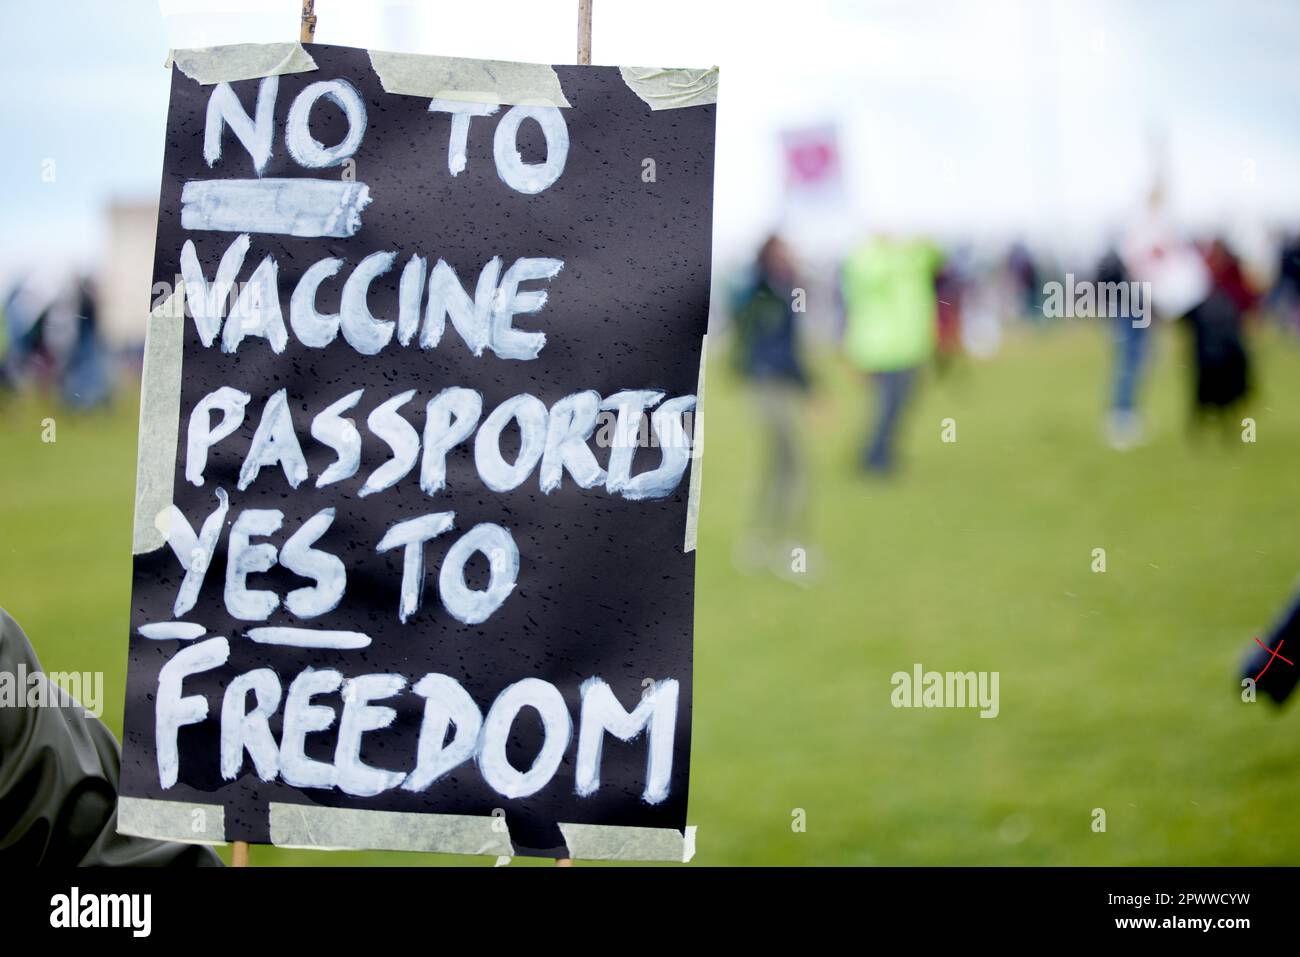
[3,320,1298,865]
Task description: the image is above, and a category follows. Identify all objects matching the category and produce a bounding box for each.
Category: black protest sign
[119,43,715,860]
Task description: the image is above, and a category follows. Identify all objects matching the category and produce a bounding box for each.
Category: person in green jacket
[841,235,942,473]
[0,608,220,866]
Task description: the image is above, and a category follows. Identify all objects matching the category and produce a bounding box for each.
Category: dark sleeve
[0,608,222,866]
[1247,593,1300,705]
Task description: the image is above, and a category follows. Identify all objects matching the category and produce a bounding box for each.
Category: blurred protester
[1097,246,1151,450]
[1182,237,1254,431]
[841,234,941,473]
[1123,185,1211,321]
[1120,184,1212,444]
[1268,230,1300,336]
[730,235,811,573]
[3,278,54,387]
[60,276,112,409]
[959,250,1005,359]
[934,245,969,375]
[1005,240,1040,319]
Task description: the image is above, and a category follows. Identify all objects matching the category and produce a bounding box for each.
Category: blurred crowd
[725,206,1300,577]
[1,275,115,409]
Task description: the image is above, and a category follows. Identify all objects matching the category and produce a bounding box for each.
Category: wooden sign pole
[300,0,317,43]
[577,0,593,66]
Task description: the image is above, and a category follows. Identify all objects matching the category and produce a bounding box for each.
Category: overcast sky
[2,0,1299,272]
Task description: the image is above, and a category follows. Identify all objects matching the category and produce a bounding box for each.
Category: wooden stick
[300,0,317,44]
[576,0,593,65]
[232,840,250,867]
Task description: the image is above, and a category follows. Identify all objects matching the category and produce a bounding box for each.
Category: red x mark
[1253,637,1294,682]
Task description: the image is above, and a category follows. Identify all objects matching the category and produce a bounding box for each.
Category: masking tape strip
[117,797,226,845]
[559,823,697,862]
[619,66,719,111]
[269,803,514,856]
[684,333,707,553]
[368,50,570,107]
[132,287,185,556]
[268,803,692,861]
[168,42,318,85]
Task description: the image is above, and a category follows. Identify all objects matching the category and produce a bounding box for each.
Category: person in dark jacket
[1184,238,1253,432]
[0,608,220,866]
[1098,246,1151,450]
[1269,231,1300,336]
[730,235,811,575]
